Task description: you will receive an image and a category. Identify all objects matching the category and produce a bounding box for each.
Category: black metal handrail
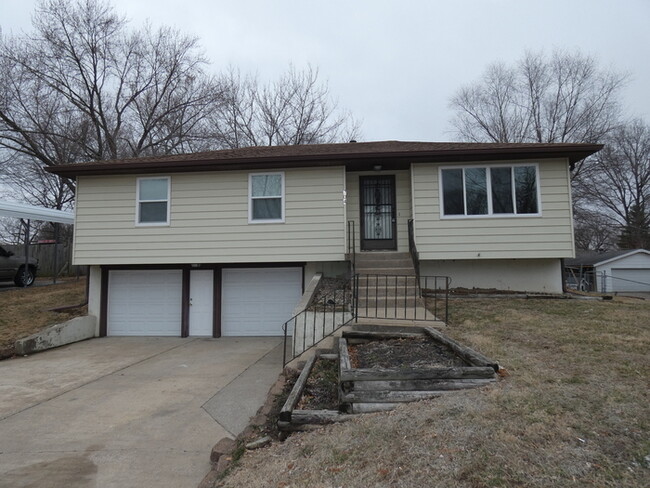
[347,220,356,277]
[353,273,450,323]
[407,219,420,285]
[282,285,355,366]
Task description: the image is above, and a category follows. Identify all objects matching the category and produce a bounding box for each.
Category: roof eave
[45,144,604,178]
[593,249,650,267]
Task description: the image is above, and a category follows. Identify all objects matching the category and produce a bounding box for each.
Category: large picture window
[136,177,170,225]
[249,172,285,223]
[441,165,539,217]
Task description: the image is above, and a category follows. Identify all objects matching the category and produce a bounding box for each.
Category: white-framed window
[440,164,540,218]
[249,172,285,223]
[136,177,170,225]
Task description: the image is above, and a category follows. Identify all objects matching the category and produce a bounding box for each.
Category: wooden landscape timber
[290,410,356,425]
[339,365,496,383]
[352,378,496,391]
[342,330,425,341]
[423,326,500,372]
[279,354,317,423]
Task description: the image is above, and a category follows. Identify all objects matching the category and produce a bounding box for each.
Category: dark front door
[360,175,397,250]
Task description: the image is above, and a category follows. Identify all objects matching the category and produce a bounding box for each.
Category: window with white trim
[441,165,539,217]
[136,177,170,225]
[249,172,285,222]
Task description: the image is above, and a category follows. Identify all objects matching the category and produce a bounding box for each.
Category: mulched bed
[296,358,339,410]
[309,277,351,310]
[349,336,469,369]
[448,287,522,296]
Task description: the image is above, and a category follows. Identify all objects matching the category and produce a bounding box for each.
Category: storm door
[359,175,397,250]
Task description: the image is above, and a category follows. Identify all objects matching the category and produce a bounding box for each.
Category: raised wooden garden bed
[339,326,499,413]
[279,325,500,431]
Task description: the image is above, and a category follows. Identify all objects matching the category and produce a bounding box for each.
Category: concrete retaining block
[15,315,97,355]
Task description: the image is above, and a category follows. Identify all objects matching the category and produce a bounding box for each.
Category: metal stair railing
[353,273,450,323]
[282,285,355,366]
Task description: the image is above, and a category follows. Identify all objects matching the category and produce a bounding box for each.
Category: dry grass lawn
[217,296,650,488]
[0,278,87,359]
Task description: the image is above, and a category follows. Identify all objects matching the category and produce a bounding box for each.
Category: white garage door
[221,267,302,336]
[611,268,650,292]
[108,270,182,336]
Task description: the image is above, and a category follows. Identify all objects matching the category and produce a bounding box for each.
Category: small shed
[566,249,650,293]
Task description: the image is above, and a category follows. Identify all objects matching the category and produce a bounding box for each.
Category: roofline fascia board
[46,144,603,178]
[593,249,650,267]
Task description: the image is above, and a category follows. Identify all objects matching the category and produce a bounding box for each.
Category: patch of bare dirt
[349,336,469,369]
[296,358,339,410]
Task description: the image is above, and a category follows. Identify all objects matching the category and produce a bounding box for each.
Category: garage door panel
[611,268,650,292]
[108,270,182,336]
[222,268,302,336]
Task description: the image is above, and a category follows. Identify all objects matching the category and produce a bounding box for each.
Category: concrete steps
[355,252,417,277]
[356,284,419,297]
[356,275,419,286]
[357,296,424,307]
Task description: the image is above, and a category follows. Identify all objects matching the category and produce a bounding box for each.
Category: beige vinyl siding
[346,170,412,252]
[73,167,346,265]
[412,159,574,259]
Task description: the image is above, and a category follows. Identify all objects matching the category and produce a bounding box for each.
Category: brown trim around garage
[213,267,222,338]
[181,268,190,337]
[98,262,305,270]
[99,262,307,338]
[99,267,109,337]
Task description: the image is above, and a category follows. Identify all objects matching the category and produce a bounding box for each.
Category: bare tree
[450,50,626,177]
[0,0,223,209]
[578,119,650,249]
[573,206,618,251]
[212,66,360,149]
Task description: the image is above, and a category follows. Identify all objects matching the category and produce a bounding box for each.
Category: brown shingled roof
[46,140,603,177]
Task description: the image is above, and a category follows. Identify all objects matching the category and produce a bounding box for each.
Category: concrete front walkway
[0,336,283,488]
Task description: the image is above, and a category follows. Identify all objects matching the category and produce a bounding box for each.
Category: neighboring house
[566,249,650,292]
[48,141,601,337]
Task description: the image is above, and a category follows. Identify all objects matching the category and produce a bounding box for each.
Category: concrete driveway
[0,337,284,488]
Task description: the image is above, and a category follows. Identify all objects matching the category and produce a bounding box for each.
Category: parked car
[0,245,38,286]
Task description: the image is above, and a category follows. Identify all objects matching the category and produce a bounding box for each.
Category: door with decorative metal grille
[359,175,397,250]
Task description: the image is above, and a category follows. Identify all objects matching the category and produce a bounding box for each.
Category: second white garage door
[611,268,650,292]
[221,267,302,336]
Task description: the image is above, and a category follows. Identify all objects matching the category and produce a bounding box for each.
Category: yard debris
[245,436,272,450]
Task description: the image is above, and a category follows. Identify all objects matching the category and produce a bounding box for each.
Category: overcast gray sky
[1,0,649,142]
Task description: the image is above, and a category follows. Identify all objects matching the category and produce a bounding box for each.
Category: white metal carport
[0,200,74,285]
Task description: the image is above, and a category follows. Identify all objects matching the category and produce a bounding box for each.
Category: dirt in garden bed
[296,358,339,410]
[349,336,469,369]
[308,277,351,311]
